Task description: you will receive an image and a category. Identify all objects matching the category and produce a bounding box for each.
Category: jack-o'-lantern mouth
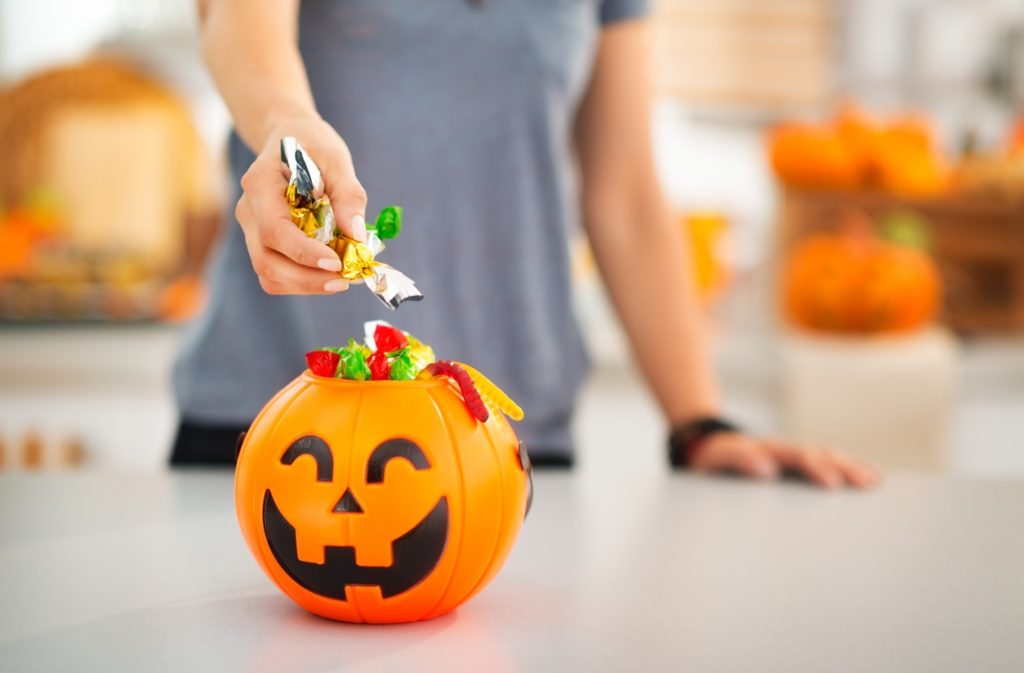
[262,490,449,600]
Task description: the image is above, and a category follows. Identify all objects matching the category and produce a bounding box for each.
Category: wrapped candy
[301,322,523,425]
[305,350,341,378]
[365,320,434,366]
[338,339,371,381]
[373,323,409,354]
[367,350,391,381]
[370,206,403,240]
[407,339,436,371]
[281,137,422,309]
[389,348,418,381]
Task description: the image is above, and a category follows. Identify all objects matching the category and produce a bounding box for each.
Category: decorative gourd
[235,372,531,623]
[872,117,948,198]
[1011,118,1024,156]
[768,124,865,190]
[782,214,941,334]
[769,105,949,197]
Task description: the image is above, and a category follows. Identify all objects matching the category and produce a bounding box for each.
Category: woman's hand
[236,114,368,296]
[690,432,881,490]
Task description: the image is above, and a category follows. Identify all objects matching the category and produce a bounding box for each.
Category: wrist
[260,101,321,147]
[667,416,740,469]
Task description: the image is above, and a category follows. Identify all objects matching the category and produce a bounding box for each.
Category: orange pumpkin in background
[0,194,63,280]
[872,116,949,198]
[768,124,866,190]
[0,220,35,280]
[782,213,941,334]
[236,372,531,623]
[769,104,949,197]
[1009,118,1024,153]
[835,103,884,178]
[683,211,730,302]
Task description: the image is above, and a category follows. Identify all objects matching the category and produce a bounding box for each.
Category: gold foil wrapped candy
[280,137,423,309]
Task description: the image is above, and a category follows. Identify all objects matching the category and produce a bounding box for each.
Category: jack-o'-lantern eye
[281,435,333,482]
[366,438,430,484]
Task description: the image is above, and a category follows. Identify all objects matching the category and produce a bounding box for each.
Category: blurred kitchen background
[0,0,1022,474]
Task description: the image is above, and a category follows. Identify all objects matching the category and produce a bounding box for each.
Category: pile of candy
[306,322,434,382]
[306,322,523,423]
[281,137,422,309]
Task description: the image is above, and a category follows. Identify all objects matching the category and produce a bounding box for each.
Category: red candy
[368,350,391,380]
[306,350,341,378]
[426,361,489,422]
[374,323,409,354]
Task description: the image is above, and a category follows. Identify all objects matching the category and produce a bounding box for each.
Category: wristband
[668,416,740,469]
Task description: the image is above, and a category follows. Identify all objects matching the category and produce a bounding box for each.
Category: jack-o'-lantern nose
[332,488,363,514]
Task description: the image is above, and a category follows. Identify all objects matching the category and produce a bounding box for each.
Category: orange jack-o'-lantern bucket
[235,370,532,624]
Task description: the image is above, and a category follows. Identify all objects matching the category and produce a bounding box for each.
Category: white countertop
[0,470,1021,672]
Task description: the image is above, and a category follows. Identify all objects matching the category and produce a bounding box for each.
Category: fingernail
[351,214,367,242]
[324,279,348,293]
[317,257,342,272]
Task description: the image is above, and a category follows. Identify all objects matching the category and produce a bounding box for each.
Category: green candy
[372,205,403,240]
[338,339,371,381]
[389,347,418,381]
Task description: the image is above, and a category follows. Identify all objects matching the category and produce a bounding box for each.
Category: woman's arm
[575,20,878,489]
[574,20,718,429]
[198,0,366,295]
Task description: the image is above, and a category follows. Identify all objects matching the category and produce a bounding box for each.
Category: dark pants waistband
[170,419,574,469]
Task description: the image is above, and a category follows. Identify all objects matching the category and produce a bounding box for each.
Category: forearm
[198,0,315,151]
[584,189,721,426]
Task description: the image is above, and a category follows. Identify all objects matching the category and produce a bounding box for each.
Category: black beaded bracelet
[668,416,740,469]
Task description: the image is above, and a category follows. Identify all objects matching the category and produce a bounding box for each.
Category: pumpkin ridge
[344,385,367,623]
[249,377,312,587]
[418,386,472,621]
[236,375,306,563]
[452,413,507,613]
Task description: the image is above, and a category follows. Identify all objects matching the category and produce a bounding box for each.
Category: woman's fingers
[797,451,845,490]
[320,151,368,242]
[239,159,343,272]
[235,118,379,293]
[252,247,349,295]
[764,440,878,490]
[691,433,779,479]
[237,194,347,295]
[690,432,881,491]
[828,451,881,489]
[283,124,368,242]
[763,441,840,488]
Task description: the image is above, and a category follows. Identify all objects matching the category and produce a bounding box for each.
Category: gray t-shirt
[174,0,649,457]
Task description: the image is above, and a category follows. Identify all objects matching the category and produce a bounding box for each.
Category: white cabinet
[0,325,179,469]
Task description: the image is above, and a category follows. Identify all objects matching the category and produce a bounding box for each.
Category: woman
[173,0,878,489]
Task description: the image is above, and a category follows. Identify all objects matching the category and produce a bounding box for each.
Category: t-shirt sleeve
[599,0,650,25]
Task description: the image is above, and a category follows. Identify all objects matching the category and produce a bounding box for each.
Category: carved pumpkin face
[236,373,531,624]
